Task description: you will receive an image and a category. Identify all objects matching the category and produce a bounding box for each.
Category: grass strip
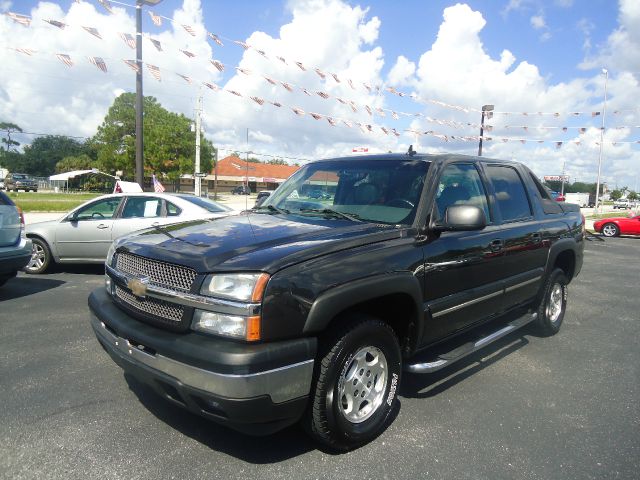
[6,192,102,212]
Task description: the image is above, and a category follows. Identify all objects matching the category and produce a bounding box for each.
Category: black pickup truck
[89,152,584,450]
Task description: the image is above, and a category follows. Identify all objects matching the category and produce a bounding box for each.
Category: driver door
[55,197,122,261]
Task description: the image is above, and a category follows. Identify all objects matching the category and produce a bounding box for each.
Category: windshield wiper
[253,204,290,215]
[299,208,362,222]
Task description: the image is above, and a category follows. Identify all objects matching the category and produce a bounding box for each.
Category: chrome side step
[404,312,537,374]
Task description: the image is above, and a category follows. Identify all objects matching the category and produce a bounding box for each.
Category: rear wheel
[601,223,619,237]
[535,268,568,336]
[305,315,402,451]
[24,238,52,274]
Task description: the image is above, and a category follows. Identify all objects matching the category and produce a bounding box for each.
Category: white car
[25,192,235,273]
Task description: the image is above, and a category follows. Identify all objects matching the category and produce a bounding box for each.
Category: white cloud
[530,14,546,29]
[387,55,416,86]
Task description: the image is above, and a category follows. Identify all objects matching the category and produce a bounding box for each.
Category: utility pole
[595,68,608,213]
[213,148,218,200]
[478,104,494,156]
[135,0,144,188]
[561,160,566,196]
[194,90,202,197]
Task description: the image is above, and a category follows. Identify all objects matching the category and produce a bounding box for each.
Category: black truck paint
[89,153,584,450]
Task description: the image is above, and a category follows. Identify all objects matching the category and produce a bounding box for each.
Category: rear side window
[166,201,182,216]
[529,172,563,214]
[485,165,532,222]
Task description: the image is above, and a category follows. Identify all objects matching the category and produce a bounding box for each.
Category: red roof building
[208,155,300,193]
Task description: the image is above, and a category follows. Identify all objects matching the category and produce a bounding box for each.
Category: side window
[121,197,162,219]
[435,163,491,222]
[166,201,182,217]
[74,198,121,221]
[485,165,533,222]
[529,172,563,214]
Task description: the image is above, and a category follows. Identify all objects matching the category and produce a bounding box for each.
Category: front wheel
[601,223,619,237]
[535,268,568,336]
[24,238,52,274]
[306,315,402,451]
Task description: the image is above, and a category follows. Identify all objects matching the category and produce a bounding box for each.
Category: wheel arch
[25,233,58,262]
[304,273,423,357]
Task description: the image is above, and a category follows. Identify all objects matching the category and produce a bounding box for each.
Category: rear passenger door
[482,164,549,308]
[111,196,165,240]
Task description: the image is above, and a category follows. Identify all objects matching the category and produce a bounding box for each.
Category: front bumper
[89,288,317,434]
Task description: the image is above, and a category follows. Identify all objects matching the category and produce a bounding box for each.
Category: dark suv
[89,153,584,450]
[4,173,38,192]
[231,185,251,195]
[0,191,32,286]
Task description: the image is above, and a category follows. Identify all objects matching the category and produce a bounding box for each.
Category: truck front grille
[115,252,196,293]
[115,285,185,324]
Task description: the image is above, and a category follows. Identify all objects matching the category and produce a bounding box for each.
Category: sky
[1,0,639,190]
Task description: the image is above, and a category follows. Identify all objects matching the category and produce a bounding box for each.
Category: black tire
[305,315,402,451]
[601,222,619,237]
[535,268,568,336]
[24,237,52,274]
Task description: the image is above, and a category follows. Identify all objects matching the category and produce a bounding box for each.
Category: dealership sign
[544,175,569,182]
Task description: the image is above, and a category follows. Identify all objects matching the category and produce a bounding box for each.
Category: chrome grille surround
[115,285,185,324]
[115,252,196,293]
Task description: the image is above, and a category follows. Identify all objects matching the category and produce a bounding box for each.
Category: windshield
[176,195,232,213]
[265,158,430,225]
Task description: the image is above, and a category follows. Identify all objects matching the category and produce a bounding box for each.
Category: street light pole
[478,104,494,156]
[135,0,144,187]
[595,68,608,213]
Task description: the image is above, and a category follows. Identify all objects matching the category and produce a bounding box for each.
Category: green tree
[55,154,95,173]
[92,93,212,180]
[267,158,288,165]
[627,191,638,201]
[21,135,86,176]
[610,189,623,201]
[0,122,22,153]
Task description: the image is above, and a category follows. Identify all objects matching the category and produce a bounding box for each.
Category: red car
[593,214,640,237]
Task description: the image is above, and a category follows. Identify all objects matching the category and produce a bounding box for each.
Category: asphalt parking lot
[0,236,638,480]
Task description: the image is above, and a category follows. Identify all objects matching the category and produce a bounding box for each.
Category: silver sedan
[25,192,235,273]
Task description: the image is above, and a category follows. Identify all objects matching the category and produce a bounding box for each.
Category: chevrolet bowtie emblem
[127,276,150,298]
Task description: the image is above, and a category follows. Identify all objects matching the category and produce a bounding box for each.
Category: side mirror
[433,205,486,232]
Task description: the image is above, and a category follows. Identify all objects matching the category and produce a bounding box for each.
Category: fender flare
[546,238,577,278]
[303,272,423,337]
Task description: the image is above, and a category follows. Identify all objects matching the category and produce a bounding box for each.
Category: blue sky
[2,0,639,188]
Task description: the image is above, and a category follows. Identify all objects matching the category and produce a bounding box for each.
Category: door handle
[97,224,109,229]
[490,239,503,252]
[151,222,160,227]
[531,232,542,243]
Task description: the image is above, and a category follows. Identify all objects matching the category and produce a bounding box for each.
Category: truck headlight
[200,273,269,303]
[192,310,261,341]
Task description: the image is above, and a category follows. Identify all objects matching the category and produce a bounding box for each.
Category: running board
[404,312,537,374]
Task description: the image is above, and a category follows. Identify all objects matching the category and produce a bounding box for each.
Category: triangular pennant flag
[295,61,306,71]
[263,76,277,85]
[233,40,249,50]
[555,142,563,149]
[149,11,162,26]
[147,63,161,81]
[391,129,400,137]
[180,49,196,58]
[88,56,107,73]
[227,90,242,97]
[363,83,372,93]
[336,98,347,104]
[255,49,267,57]
[82,26,102,40]
[149,38,162,51]
[123,59,139,73]
[177,73,192,84]
[376,108,385,117]
[207,32,223,46]
[210,60,225,72]
[276,56,287,64]
[316,91,330,99]
[45,19,66,29]
[235,67,251,75]
[348,101,357,113]
[327,117,337,126]
[365,105,372,116]
[250,96,265,105]
[56,53,73,67]
[347,79,355,90]
[381,127,389,135]
[310,112,323,120]
[392,111,399,120]
[342,120,352,128]
[281,82,294,92]
[270,101,282,107]
[119,33,136,49]
[314,68,326,79]
[182,24,196,36]
[97,0,113,14]
[591,111,601,117]
[302,88,312,96]
[292,108,305,116]
[330,72,340,83]
[5,12,31,27]
[203,82,219,91]
[14,48,35,56]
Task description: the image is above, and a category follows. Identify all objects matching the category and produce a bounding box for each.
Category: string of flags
[5,8,632,119]
[7,45,637,148]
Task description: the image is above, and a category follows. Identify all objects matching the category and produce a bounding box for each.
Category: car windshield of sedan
[264,159,430,225]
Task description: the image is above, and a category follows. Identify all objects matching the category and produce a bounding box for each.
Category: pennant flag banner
[295,61,306,71]
[148,38,162,51]
[182,24,196,36]
[177,73,192,84]
[5,12,31,27]
[97,0,113,14]
[208,32,223,46]
[233,40,249,50]
[292,107,305,116]
[123,59,139,73]
[149,11,162,26]
[88,56,107,73]
[119,33,136,50]
[250,96,265,106]
[204,82,219,91]
[180,49,195,58]
[146,63,161,81]
[210,60,224,72]
[56,53,74,67]
[82,26,102,40]
[14,48,35,56]
[45,19,66,29]
[314,68,326,79]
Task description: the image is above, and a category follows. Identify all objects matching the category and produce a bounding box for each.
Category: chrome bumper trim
[106,264,260,315]
[91,314,313,403]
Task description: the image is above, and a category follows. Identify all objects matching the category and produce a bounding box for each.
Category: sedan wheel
[25,238,52,274]
[601,223,619,237]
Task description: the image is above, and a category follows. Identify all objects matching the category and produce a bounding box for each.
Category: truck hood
[117,212,405,273]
